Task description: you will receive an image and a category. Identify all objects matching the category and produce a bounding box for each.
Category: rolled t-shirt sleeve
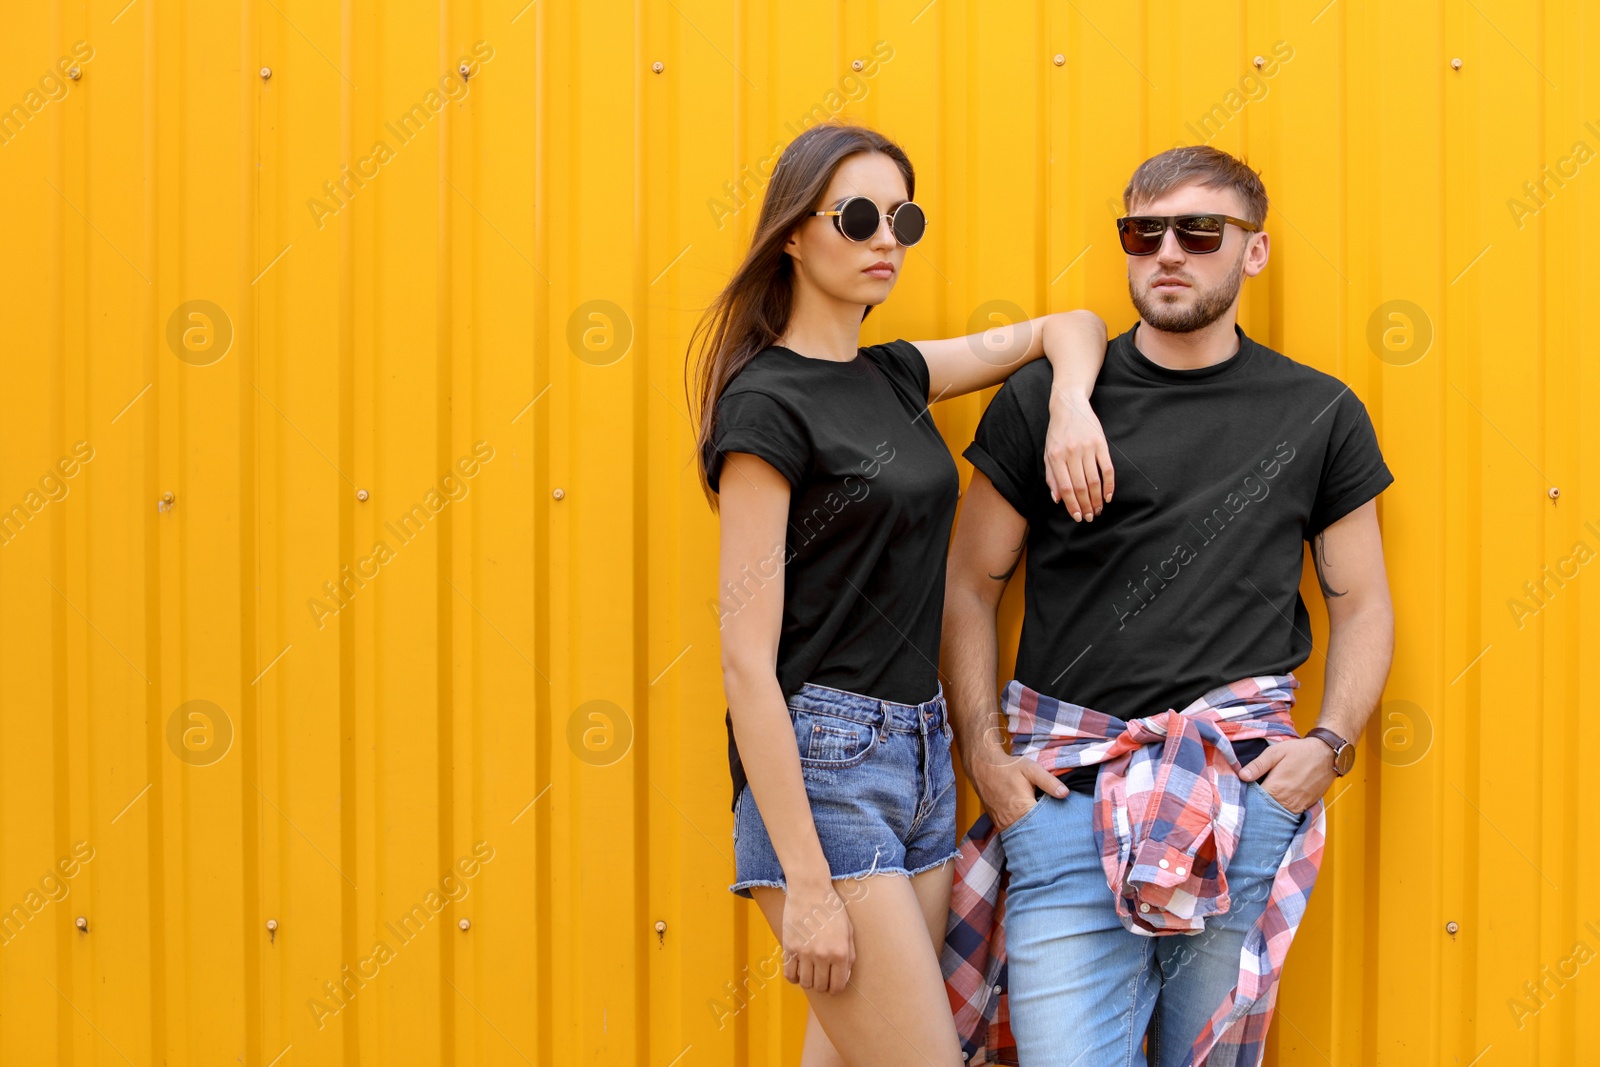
[704,389,811,493]
[962,377,1044,523]
[1307,391,1395,539]
[862,339,932,409]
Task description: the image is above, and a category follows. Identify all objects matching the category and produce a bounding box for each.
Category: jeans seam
[1124,948,1151,1067]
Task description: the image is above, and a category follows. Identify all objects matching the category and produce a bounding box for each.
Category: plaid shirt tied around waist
[940,674,1327,1066]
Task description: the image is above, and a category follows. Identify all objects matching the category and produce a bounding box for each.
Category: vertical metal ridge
[435,0,457,1059]
[531,0,555,1062]
[236,2,264,1064]
[141,0,171,1058]
[336,2,360,1064]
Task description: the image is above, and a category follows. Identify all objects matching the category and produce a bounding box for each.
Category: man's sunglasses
[811,195,928,246]
[1116,213,1260,256]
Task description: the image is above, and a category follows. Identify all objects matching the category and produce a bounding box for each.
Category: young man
[940,146,1396,1066]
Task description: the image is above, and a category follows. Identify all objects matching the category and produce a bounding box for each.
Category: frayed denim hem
[906,847,962,877]
[730,849,961,899]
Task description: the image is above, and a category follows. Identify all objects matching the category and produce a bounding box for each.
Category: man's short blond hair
[1124,146,1269,227]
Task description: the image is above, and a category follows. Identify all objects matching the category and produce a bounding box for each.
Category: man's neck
[1133,317,1241,371]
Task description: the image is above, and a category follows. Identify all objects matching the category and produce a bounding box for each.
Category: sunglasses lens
[1175,215,1224,253]
[838,197,882,241]
[891,202,927,246]
[1119,217,1165,256]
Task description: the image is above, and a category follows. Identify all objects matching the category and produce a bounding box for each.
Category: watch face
[1333,744,1356,775]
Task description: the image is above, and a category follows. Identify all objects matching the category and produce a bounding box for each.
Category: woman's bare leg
[751,869,963,1067]
[909,858,955,950]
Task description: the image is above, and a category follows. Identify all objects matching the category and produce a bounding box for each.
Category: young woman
[689,123,1116,1066]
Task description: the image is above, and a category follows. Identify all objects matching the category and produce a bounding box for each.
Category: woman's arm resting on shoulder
[914,309,1114,522]
[717,451,855,995]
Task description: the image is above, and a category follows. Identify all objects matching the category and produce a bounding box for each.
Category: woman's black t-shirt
[704,340,961,810]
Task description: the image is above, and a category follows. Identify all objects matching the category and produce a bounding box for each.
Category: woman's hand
[780,878,856,994]
[1044,385,1114,521]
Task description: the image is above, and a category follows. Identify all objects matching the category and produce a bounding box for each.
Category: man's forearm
[1318,603,1395,742]
[942,584,1008,771]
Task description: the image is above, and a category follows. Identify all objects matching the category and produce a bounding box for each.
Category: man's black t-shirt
[965,322,1394,796]
[704,340,961,809]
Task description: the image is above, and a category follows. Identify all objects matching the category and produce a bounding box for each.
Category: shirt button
[1176,866,1186,877]
[1139,902,1151,913]
[993,984,1002,994]
[1158,859,1169,869]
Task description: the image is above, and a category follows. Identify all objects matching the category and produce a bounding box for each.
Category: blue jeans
[1000,778,1305,1066]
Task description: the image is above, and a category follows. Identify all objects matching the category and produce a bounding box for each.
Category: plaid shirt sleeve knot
[940,674,1328,1066]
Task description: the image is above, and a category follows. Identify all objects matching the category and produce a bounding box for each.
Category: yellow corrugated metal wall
[1,0,1595,1063]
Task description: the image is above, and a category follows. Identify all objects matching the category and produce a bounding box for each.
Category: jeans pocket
[792,708,879,768]
[998,794,1047,839]
[1252,780,1304,819]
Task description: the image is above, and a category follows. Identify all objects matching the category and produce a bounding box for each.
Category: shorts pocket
[792,708,879,768]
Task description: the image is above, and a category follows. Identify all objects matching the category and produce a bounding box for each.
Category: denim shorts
[730,680,961,898]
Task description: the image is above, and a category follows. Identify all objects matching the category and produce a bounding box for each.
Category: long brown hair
[687,122,915,507]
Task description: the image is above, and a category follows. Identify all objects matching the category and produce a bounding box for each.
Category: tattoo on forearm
[988,528,1028,583]
[1312,531,1347,598]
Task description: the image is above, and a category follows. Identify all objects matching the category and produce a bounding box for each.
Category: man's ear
[1243,231,1271,278]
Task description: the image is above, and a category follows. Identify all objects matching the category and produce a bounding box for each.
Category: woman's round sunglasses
[812,195,928,246]
[1116,213,1259,256]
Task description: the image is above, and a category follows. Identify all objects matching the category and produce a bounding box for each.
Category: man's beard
[1128,250,1245,333]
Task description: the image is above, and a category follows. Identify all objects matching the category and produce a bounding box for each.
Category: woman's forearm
[1041,309,1108,398]
[722,662,833,891]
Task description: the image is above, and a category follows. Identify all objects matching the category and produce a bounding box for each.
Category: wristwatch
[1306,727,1355,776]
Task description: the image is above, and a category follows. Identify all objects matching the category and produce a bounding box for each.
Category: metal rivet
[158,491,176,512]
[1052,54,1065,67]
[552,488,565,500]
[1253,56,1265,69]
[1446,920,1460,934]
[851,59,864,72]
[459,918,471,931]
[260,67,272,80]
[655,920,667,944]
[266,918,278,943]
[652,61,665,74]
[266,919,278,931]
[357,488,370,501]
[75,916,88,931]
[68,66,81,80]
[1451,58,1463,70]
[458,63,472,79]
[1548,486,1560,500]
